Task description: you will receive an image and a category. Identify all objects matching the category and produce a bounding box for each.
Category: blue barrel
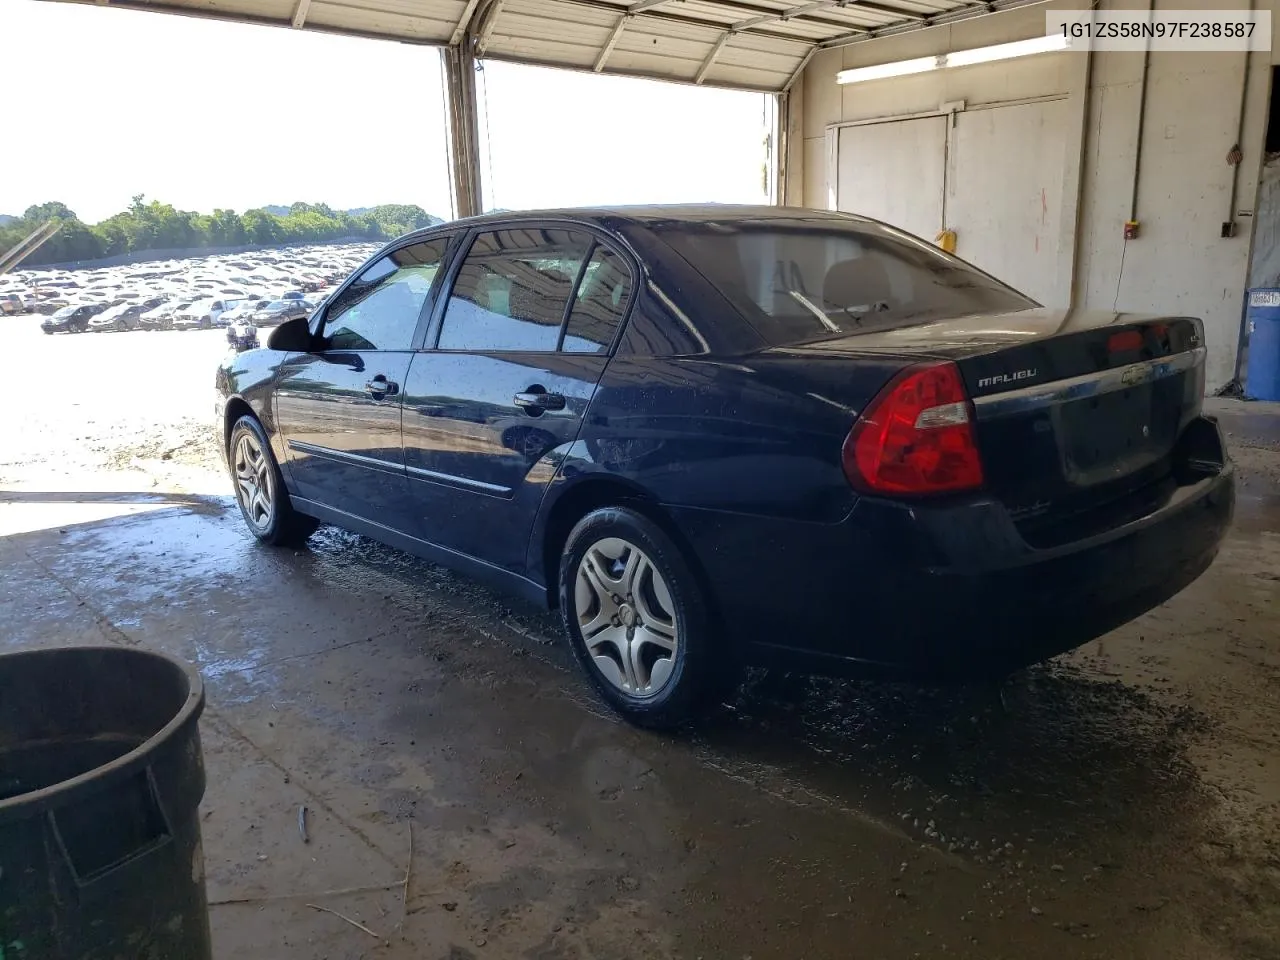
[1245,288,1280,401]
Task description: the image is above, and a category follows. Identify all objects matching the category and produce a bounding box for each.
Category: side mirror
[266,315,316,352]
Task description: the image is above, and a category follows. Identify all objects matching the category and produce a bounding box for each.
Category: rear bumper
[670,419,1235,680]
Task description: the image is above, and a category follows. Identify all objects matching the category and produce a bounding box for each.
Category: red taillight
[842,361,984,496]
[1107,329,1144,353]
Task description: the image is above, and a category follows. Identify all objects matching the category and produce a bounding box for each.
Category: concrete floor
[1,319,1278,959]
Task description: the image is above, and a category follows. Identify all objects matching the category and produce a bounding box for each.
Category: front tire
[227,415,319,546]
[560,506,718,729]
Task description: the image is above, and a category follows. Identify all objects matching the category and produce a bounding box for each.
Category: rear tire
[559,506,720,729]
[227,415,320,547]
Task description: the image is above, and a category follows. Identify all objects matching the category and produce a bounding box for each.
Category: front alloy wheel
[226,415,319,546]
[232,431,275,534]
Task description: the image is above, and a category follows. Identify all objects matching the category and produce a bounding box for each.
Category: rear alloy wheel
[227,415,319,546]
[560,506,718,729]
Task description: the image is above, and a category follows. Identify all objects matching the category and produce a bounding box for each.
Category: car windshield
[52,305,78,319]
[649,217,1035,347]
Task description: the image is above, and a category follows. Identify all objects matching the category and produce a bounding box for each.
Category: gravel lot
[2,312,1279,959]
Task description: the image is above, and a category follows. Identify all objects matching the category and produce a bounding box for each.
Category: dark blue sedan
[214,206,1234,727]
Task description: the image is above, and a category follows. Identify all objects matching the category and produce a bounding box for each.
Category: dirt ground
[1,313,1278,960]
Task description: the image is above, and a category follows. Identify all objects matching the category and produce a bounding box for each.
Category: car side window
[436,228,593,352]
[561,243,632,353]
[323,239,448,351]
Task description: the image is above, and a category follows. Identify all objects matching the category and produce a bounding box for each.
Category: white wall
[794,0,1276,392]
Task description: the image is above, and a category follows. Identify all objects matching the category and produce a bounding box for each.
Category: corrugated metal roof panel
[49,0,1005,92]
[129,0,295,19]
[503,0,618,26]
[307,1,455,41]
[485,14,615,67]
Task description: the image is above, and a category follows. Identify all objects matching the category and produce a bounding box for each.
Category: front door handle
[365,376,399,397]
[514,391,566,412]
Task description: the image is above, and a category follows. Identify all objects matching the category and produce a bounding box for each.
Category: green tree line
[0,198,444,267]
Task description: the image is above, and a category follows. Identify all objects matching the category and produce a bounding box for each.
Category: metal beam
[449,0,484,45]
[594,16,629,72]
[290,0,311,28]
[733,0,847,32]
[483,49,784,91]
[475,0,506,55]
[443,44,484,218]
[0,221,59,277]
[840,0,926,21]
[821,0,1042,47]
[695,31,731,84]
[630,0,878,33]
[783,44,816,90]
[773,91,788,205]
[561,0,807,44]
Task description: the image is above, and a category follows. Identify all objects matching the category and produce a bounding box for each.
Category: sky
[2,0,770,223]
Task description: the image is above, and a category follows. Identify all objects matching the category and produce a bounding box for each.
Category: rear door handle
[514,391,566,412]
[365,376,399,397]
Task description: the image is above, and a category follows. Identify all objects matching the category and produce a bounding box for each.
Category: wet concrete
[2,345,1279,958]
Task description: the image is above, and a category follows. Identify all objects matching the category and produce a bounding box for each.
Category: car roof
[398,204,858,243]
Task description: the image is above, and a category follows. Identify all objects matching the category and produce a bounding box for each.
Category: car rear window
[649,217,1034,347]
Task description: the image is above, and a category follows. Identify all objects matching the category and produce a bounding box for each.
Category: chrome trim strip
[971,347,1205,419]
[287,439,404,476]
[405,464,511,496]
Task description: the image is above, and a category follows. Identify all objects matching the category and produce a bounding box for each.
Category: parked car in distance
[175,297,234,329]
[41,302,105,334]
[86,301,134,332]
[214,206,1235,728]
[249,299,309,327]
[34,294,69,314]
[88,296,167,332]
[1,293,33,315]
[218,297,268,328]
[138,297,193,331]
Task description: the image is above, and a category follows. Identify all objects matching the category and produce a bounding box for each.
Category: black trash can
[0,646,210,960]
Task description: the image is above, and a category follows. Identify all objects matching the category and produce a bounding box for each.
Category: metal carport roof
[45,0,1042,93]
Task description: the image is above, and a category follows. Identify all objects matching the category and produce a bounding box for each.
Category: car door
[401,224,636,572]
[273,236,452,532]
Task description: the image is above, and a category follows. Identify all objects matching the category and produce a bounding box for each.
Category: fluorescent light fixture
[836,55,941,84]
[837,33,1071,84]
[945,33,1071,67]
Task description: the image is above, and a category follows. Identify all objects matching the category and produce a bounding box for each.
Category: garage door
[833,99,1066,305]
[947,100,1067,304]
[836,116,945,243]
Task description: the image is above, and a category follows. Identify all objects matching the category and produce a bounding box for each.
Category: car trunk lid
[782,308,1207,545]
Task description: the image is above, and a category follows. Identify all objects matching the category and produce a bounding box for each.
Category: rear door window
[436,228,593,352]
[561,243,632,354]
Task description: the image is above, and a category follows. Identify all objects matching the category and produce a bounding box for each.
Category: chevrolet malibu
[215,206,1234,727]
